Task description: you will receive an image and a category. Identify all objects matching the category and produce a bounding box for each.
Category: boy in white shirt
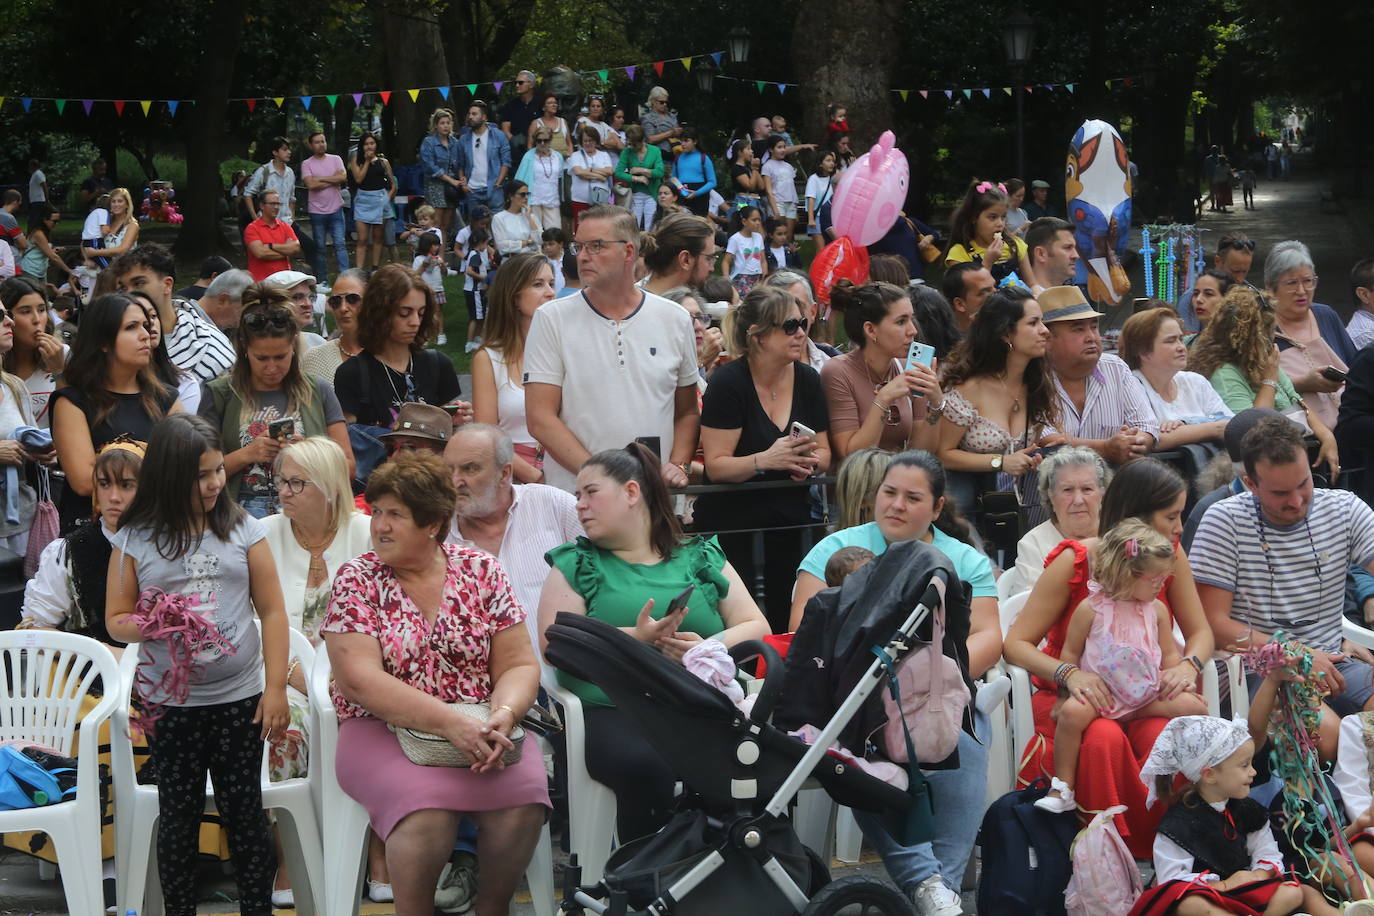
[82,193,111,266]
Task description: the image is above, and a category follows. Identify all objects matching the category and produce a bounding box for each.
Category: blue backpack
[976,778,1080,916]
[0,745,74,811]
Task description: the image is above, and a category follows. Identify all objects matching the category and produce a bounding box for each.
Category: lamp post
[695,58,717,95]
[728,26,752,65]
[1002,9,1036,178]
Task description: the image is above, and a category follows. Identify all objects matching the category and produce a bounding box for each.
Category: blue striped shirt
[1190,489,1374,652]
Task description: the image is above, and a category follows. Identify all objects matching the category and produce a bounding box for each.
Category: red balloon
[810,237,870,306]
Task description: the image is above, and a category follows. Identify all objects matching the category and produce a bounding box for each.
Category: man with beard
[444,423,582,647]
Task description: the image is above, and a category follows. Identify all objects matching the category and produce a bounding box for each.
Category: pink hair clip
[975,181,1007,195]
[1127,537,1140,557]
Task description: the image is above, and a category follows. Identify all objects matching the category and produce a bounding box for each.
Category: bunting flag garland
[300,95,313,110]
[114,100,125,115]
[961,89,971,99]
[437,86,449,100]
[625,65,636,80]
[407,89,419,102]
[465,83,477,95]
[898,90,909,102]
[245,98,257,113]
[352,92,363,105]
[755,81,766,93]
[944,90,953,100]
[679,57,692,71]
[324,94,337,108]
[710,52,723,67]
[82,99,94,115]
[167,100,179,116]
[981,88,990,98]
[379,90,391,105]
[272,97,285,108]
[492,81,504,93]
[139,100,152,115]
[597,69,609,82]
[21,98,32,112]
[919,90,928,99]
[652,61,665,76]
[55,99,66,114]
[892,75,1139,100]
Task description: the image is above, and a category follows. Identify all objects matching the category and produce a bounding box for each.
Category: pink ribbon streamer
[128,588,236,736]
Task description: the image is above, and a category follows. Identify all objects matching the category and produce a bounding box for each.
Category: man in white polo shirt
[524,204,700,492]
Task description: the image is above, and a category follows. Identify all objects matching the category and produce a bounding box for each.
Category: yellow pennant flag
[272,97,285,108]
[898,90,909,102]
[407,88,420,102]
[139,100,152,115]
[680,57,693,70]
[0,97,5,110]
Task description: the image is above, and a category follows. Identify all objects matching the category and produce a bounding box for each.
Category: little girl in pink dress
[1035,518,1209,812]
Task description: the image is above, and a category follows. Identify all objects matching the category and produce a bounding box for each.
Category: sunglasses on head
[328,293,363,308]
[241,307,294,332]
[781,317,809,335]
[1219,238,1255,252]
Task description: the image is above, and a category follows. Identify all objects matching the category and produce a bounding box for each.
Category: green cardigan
[204,376,328,500]
[614,144,665,197]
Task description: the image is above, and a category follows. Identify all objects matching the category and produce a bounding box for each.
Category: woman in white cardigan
[261,436,375,904]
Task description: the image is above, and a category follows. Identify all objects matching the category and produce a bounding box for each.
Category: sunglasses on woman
[241,307,294,332]
[327,293,363,308]
[781,317,809,336]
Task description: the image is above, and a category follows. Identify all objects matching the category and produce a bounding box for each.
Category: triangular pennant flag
[755,81,766,93]
[167,100,179,116]
[625,66,636,80]
[246,98,257,112]
[380,91,392,105]
[324,94,337,108]
[1043,84,1054,91]
[778,83,787,94]
[300,95,313,109]
[82,99,93,115]
[139,100,152,115]
[113,100,125,115]
[943,90,953,100]
[653,61,665,77]
[1003,87,1012,96]
[898,90,909,102]
[919,90,929,99]
[21,98,32,112]
[598,69,609,81]
[273,96,285,108]
[1066,83,1075,93]
[0,98,5,111]
[1105,80,1112,89]
[493,81,504,93]
[465,83,477,95]
[962,89,971,99]
[1024,85,1033,93]
[1123,78,1134,87]
[438,86,450,100]
[408,89,420,102]
[710,52,723,67]
[55,99,66,114]
[352,93,363,105]
[981,88,990,98]
[679,57,692,71]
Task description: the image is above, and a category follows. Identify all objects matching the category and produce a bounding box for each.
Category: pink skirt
[337,715,550,840]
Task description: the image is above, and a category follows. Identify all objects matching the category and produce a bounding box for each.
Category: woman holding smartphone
[692,285,831,632]
[537,443,769,841]
[198,285,354,518]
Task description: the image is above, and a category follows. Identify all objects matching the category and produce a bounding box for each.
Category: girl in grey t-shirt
[106,413,290,916]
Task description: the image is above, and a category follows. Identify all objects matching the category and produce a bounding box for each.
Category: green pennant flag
[325,94,338,107]
[466,83,478,95]
[755,81,765,93]
[962,88,972,99]
[597,69,608,82]
[55,99,67,114]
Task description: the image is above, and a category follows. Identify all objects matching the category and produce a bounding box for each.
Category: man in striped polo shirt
[1194,415,1374,758]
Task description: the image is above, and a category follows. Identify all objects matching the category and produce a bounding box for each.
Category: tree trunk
[175,0,245,261]
[381,0,449,164]
[440,0,537,82]
[793,0,901,149]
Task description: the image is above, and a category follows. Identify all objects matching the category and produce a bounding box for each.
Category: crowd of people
[7,86,1374,916]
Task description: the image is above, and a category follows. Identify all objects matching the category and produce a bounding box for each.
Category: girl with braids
[537,442,769,841]
[936,285,1063,518]
[1188,285,1338,478]
[199,283,353,518]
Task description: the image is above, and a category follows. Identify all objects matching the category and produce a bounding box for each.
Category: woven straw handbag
[389,702,525,767]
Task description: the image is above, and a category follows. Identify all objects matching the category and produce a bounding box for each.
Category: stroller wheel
[801,875,912,915]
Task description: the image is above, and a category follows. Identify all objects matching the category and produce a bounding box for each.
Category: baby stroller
[543,539,972,915]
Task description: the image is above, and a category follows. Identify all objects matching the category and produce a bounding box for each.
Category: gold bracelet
[286,658,300,682]
[495,704,514,718]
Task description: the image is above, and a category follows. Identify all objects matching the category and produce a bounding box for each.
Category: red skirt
[1129,876,1285,916]
[1019,686,1170,859]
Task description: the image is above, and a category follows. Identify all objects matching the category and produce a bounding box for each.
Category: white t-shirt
[568,150,614,204]
[527,152,562,207]
[761,157,798,204]
[465,248,492,292]
[412,253,444,294]
[575,118,613,145]
[82,208,109,243]
[805,173,835,213]
[523,290,700,491]
[492,209,539,256]
[727,231,765,278]
[23,345,70,429]
[0,238,13,278]
[454,225,473,259]
[469,129,491,189]
[28,170,46,203]
[1132,369,1234,424]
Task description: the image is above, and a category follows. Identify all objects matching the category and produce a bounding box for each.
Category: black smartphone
[1320,365,1348,383]
[268,418,296,441]
[666,584,695,616]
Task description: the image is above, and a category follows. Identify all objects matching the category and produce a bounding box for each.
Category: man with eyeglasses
[456,101,511,216]
[1177,232,1259,332]
[1193,415,1374,760]
[524,205,701,492]
[499,71,542,162]
[244,190,302,281]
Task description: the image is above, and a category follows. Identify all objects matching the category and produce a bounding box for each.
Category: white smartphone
[789,421,816,440]
[906,341,936,398]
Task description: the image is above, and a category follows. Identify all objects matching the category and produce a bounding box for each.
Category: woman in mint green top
[614,124,666,232]
[537,442,768,840]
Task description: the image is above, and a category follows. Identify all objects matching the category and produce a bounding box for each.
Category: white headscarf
[1138,715,1252,806]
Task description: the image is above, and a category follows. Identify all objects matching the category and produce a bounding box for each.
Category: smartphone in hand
[666,584,695,616]
[789,421,816,440]
[906,341,935,397]
[268,418,296,441]
[1321,365,1348,383]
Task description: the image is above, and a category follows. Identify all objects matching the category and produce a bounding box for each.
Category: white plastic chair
[113,628,325,916]
[543,675,618,886]
[312,642,556,916]
[0,630,120,915]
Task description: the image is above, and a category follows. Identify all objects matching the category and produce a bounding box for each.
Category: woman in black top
[51,292,180,530]
[333,263,461,429]
[349,131,397,273]
[694,285,830,630]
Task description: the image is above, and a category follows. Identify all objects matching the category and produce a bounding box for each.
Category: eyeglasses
[1218,237,1255,252]
[0,308,9,322]
[536,136,551,143]
[569,239,631,256]
[241,308,294,332]
[515,79,530,85]
[686,312,706,325]
[699,251,720,265]
[781,317,810,335]
[289,291,313,303]
[327,293,363,308]
[262,200,281,207]
[1279,275,1318,291]
[514,191,529,198]
[272,476,313,495]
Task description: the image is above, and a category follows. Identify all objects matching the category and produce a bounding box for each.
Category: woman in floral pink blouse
[322,452,547,916]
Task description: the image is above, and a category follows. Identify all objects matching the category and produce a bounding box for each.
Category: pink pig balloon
[830,130,909,246]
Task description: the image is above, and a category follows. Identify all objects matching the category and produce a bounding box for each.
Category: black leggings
[715,529,804,633]
[582,706,678,843]
[149,694,275,916]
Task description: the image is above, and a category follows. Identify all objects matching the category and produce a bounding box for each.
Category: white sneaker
[463,341,479,354]
[912,874,963,916]
[270,887,295,908]
[437,333,448,345]
[1033,777,1077,813]
[367,879,395,902]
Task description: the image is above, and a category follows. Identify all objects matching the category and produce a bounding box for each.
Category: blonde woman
[834,447,893,530]
[81,187,141,261]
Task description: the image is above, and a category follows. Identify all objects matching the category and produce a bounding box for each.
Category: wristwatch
[1260,379,1279,390]
[990,454,1004,471]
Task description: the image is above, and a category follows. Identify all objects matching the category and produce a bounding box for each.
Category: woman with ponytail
[537,442,769,841]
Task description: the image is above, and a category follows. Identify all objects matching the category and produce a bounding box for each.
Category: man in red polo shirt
[243,190,301,280]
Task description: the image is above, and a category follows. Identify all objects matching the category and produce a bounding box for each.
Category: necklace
[861,354,900,423]
[538,154,554,179]
[291,521,335,582]
[995,373,1023,413]
[384,355,415,408]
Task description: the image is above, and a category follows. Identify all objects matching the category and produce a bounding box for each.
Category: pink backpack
[1064,805,1143,916]
[880,577,971,763]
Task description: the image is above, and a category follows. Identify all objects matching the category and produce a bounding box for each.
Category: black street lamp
[695,57,717,95]
[1002,9,1036,178]
[728,27,752,65]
